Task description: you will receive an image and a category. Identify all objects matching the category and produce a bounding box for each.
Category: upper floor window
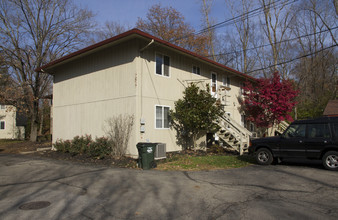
[211,73,217,93]
[0,121,5,130]
[192,66,200,75]
[156,105,170,129]
[156,53,170,77]
[223,76,230,87]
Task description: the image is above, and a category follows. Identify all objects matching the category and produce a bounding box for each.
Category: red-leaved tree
[242,72,298,129]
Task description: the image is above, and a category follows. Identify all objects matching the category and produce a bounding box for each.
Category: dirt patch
[34,150,137,168]
[0,140,50,154]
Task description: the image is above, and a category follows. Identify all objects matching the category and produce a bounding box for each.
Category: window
[211,73,217,93]
[240,82,245,95]
[192,66,200,75]
[334,123,338,138]
[156,53,170,77]
[0,105,5,109]
[156,105,170,129]
[241,114,246,127]
[223,76,230,87]
[307,124,331,138]
[284,124,306,138]
[0,121,5,130]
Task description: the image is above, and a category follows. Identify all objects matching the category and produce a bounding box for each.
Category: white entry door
[211,72,217,97]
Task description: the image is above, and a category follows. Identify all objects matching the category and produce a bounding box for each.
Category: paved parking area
[0,154,337,219]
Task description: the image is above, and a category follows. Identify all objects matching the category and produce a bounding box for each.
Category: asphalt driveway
[0,154,337,220]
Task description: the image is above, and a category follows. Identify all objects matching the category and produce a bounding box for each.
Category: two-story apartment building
[37,29,255,157]
[0,104,25,139]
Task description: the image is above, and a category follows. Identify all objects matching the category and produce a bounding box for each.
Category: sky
[73,0,231,32]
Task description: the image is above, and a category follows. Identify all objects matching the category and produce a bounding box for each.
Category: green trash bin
[136,142,157,170]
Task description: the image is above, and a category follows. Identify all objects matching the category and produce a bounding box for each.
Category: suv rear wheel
[256,148,274,165]
[322,151,338,171]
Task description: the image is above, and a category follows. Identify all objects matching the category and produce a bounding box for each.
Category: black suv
[249,117,338,171]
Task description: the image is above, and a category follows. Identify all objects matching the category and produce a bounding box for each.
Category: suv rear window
[333,123,338,138]
[307,123,331,138]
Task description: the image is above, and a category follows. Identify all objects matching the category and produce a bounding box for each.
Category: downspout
[139,39,154,121]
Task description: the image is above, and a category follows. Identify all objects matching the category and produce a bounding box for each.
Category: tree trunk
[202,0,216,61]
[193,134,197,151]
[38,109,43,136]
[30,115,38,142]
[30,100,39,142]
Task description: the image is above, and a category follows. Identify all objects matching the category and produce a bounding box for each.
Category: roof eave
[36,28,257,82]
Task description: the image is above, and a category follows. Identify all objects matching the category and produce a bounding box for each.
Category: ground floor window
[156,105,170,129]
[0,121,5,130]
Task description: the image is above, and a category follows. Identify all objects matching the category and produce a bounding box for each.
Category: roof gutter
[140,39,154,52]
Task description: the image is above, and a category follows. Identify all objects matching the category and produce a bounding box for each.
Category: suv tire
[256,148,274,165]
[322,151,338,171]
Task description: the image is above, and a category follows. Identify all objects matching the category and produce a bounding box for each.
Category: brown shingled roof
[323,100,338,116]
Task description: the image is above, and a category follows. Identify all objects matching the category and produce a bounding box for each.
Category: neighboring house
[323,100,338,116]
[0,104,25,140]
[36,29,255,157]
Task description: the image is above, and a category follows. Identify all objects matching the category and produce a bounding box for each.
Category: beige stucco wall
[51,37,250,157]
[0,105,24,139]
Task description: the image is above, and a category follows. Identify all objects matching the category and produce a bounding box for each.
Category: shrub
[53,135,112,159]
[54,139,71,153]
[104,114,134,157]
[87,137,111,159]
[70,135,93,155]
[53,113,135,159]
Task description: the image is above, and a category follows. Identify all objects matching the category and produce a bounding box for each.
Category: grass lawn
[156,154,255,171]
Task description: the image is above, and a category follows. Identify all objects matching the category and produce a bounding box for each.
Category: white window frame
[211,72,217,97]
[0,105,5,110]
[223,75,230,87]
[192,65,200,75]
[155,105,170,129]
[0,121,5,130]
[155,52,170,77]
[241,114,245,127]
[240,82,245,95]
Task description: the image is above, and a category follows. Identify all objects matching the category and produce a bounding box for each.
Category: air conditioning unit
[155,143,166,159]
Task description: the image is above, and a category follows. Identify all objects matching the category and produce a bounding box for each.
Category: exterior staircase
[275,121,289,135]
[216,114,252,155]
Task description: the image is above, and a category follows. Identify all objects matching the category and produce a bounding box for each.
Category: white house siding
[0,105,25,139]
[52,40,139,156]
[134,38,248,154]
[50,35,251,157]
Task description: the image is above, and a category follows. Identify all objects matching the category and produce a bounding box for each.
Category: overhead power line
[195,0,294,35]
[245,44,338,74]
[171,0,297,43]
[208,26,338,57]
